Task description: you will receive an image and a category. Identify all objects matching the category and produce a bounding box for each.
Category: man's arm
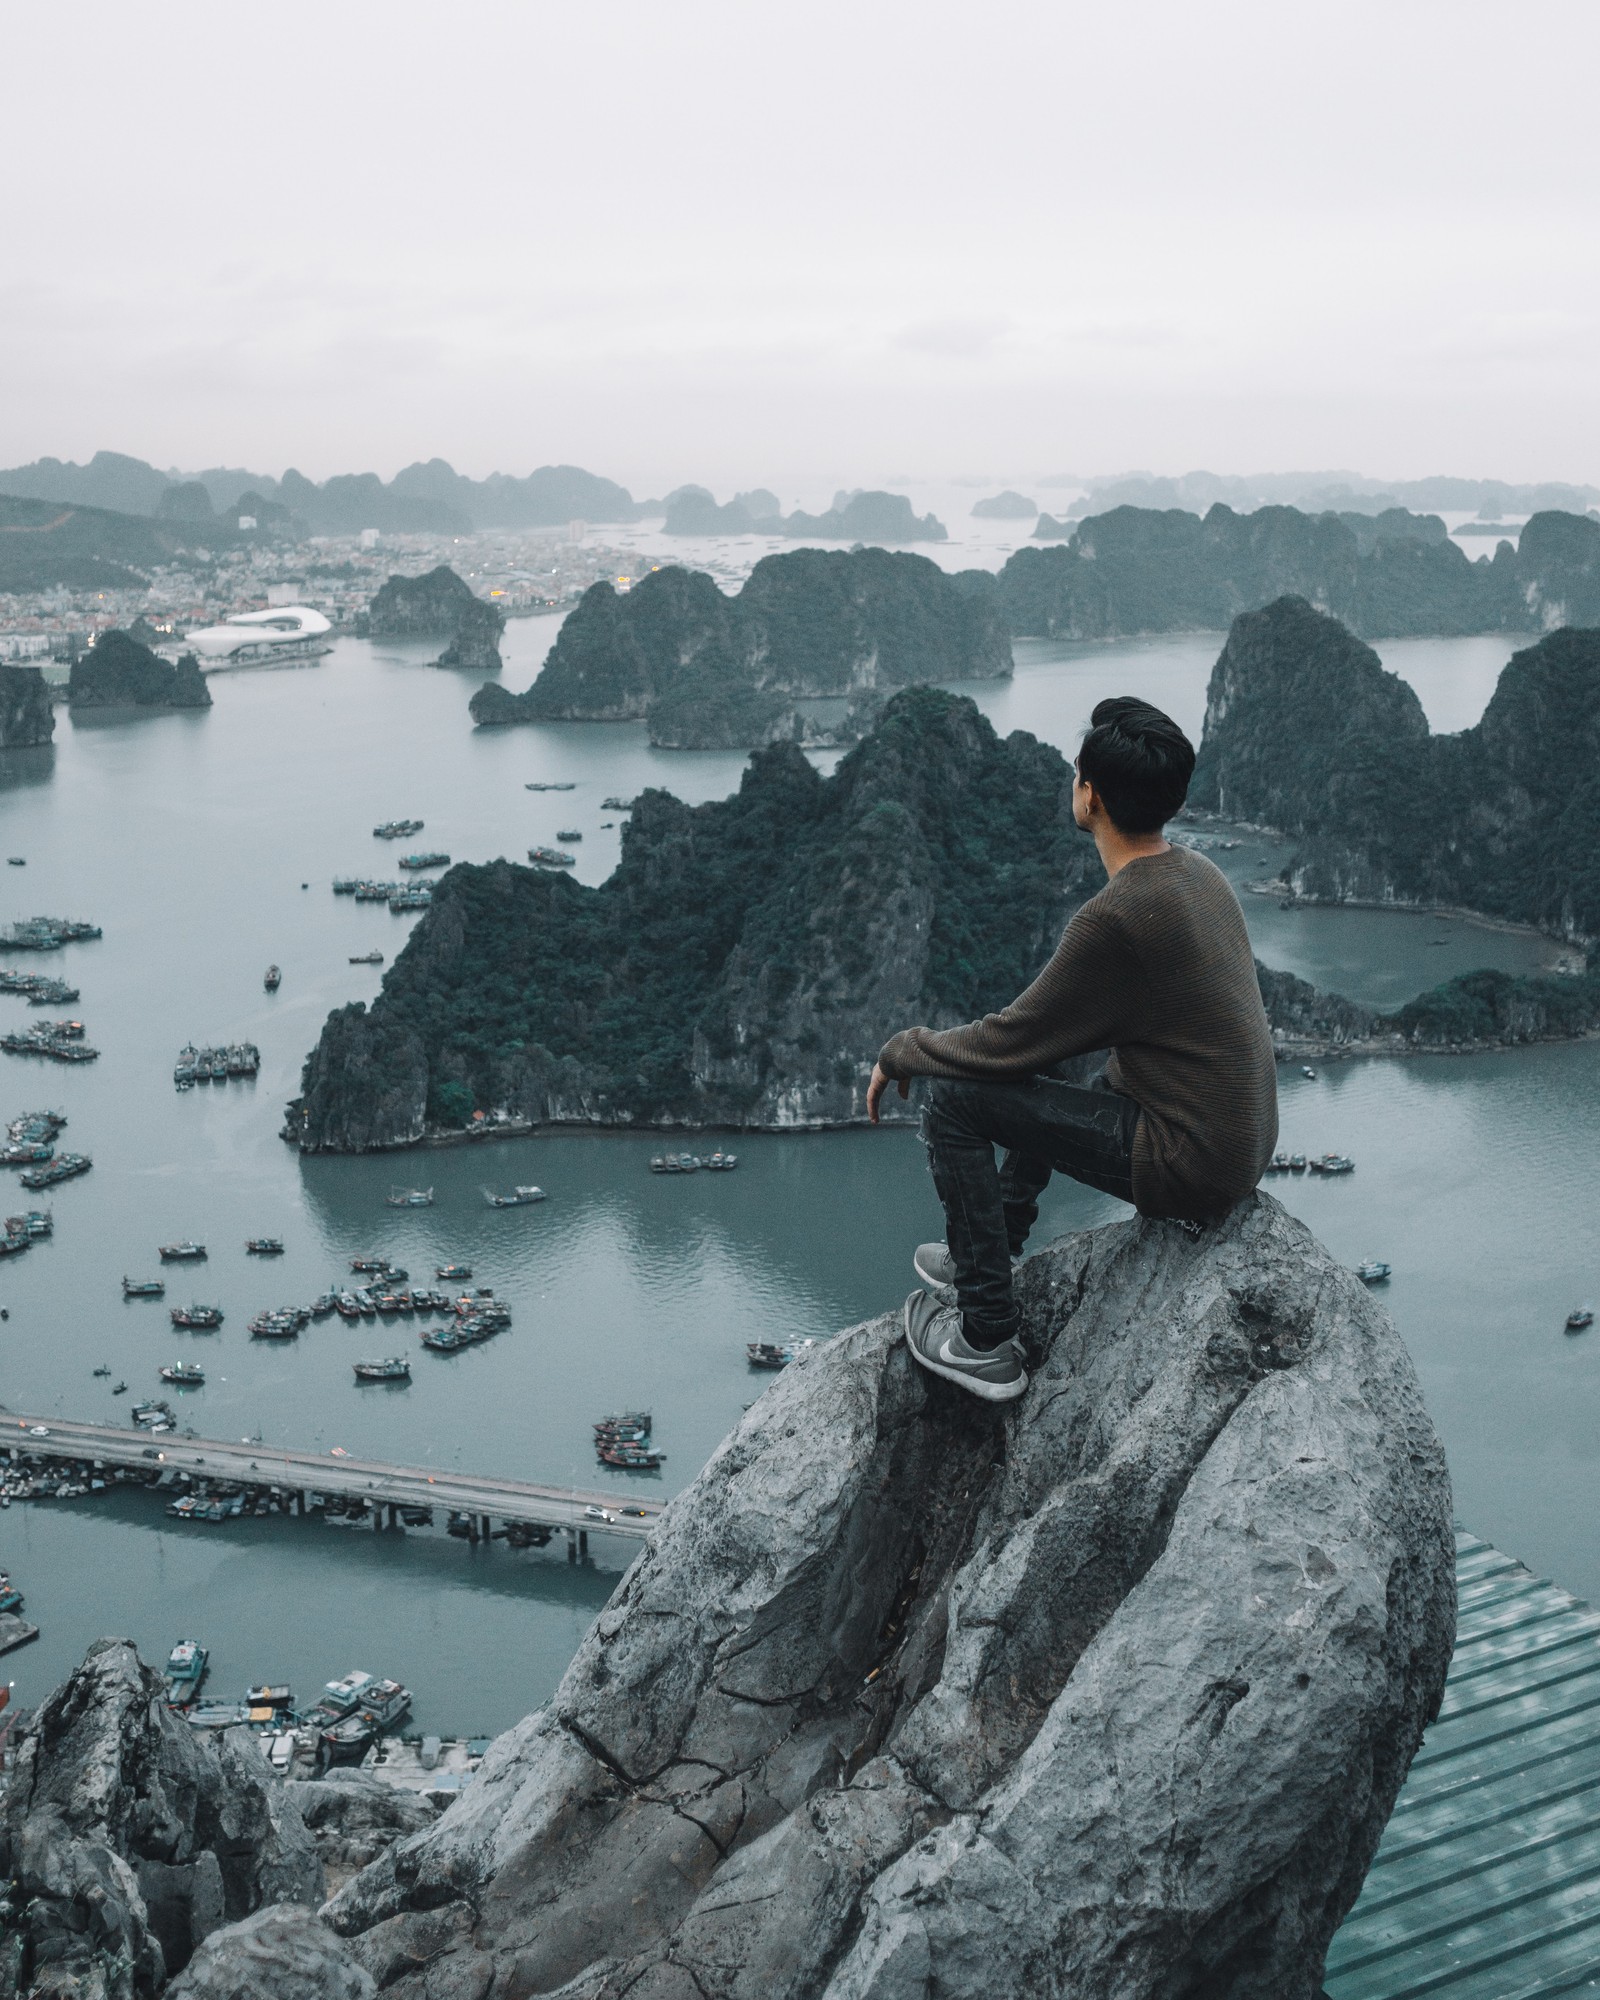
[877,905,1142,1088]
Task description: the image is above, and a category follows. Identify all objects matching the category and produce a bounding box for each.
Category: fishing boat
[159,1241,206,1260]
[163,1639,208,1705]
[746,1339,817,1370]
[160,1360,206,1387]
[246,1237,284,1255]
[527,846,576,867]
[354,1357,411,1382]
[249,1309,307,1338]
[1309,1153,1355,1176]
[373,819,424,838]
[386,1187,433,1208]
[649,1153,700,1174]
[595,1409,652,1437]
[264,965,281,991]
[170,1304,223,1329]
[122,1277,165,1298]
[436,1262,472,1281]
[1301,1065,1317,1079]
[1568,1306,1595,1332]
[1264,1151,1291,1174]
[318,1679,412,1760]
[112,1380,127,1394]
[348,950,385,964]
[1355,1260,1392,1283]
[350,1253,392,1272]
[20,1150,90,1188]
[702,1151,738,1171]
[598,1442,667,1468]
[1287,1154,1308,1173]
[483,1184,546,1207]
[398,852,450,871]
[93,1364,111,1377]
[310,1292,339,1317]
[556,829,582,842]
[525,782,576,792]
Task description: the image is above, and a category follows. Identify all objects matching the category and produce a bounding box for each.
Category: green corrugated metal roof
[1325,1531,1600,1998]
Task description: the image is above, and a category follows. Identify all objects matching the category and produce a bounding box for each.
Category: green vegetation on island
[68,630,211,710]
[469,547,1009,749]
[1192,595,1600,940]
[366,565,504,671]
[0,665,55,748]
[996,503,1600,640]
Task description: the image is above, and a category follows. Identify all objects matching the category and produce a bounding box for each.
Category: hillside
[1191,596,1600,939]
[470,547,1009,748]
[997,502,1600,640]
[291,688,1094,1146]
[0,494,219,593]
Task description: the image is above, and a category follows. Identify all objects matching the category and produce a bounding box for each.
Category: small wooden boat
[1567,1306,1595,1333]
[385,1187,433,1208]
[123,1277,166,1298]
[1355,1260,1391,1283]
[264,965,281,991]
[158,1242,206,1261]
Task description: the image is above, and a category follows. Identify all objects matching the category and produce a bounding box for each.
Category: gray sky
[5,0,1598,493]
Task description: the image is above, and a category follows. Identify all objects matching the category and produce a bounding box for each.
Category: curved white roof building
[182,606,333,667]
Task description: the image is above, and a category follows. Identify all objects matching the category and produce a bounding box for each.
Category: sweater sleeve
[877,905,1144,1082]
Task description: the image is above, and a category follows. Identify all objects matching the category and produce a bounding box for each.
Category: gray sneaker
[913,1242,1022,1297]
[902,1291,1028,1404]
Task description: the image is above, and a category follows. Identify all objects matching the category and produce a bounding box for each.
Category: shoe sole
[903,1302,1028,1404]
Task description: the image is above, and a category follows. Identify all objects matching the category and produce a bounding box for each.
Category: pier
[2,1412,664,1558]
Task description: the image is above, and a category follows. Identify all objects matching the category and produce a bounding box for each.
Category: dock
[1,1412,664,1555]
[0,1612,39,1656]
[1327,1528,1600,1997]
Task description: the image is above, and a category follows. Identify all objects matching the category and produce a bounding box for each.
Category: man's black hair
[1076,696,1195,834]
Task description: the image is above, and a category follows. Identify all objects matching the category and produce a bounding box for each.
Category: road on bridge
[0,1411,664,1542]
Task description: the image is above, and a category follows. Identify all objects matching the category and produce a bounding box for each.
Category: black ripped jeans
[921,1070,1140,1349]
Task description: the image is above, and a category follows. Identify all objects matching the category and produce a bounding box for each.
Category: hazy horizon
[6,0,1600,488]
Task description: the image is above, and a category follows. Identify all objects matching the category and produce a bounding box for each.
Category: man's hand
[867,1061,908,1125]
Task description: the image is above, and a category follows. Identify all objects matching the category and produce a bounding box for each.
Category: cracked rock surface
[325,1195,1455,1999]
[0,1637,324,1996]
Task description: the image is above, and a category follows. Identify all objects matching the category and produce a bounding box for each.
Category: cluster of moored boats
[2,1108,65,1166]
[2,1019,97,1062]
[594,1410,665,1469]
[649,1152,737,1174]
[528,846,575,867]
[162,1645,414,1766]
[0,1208,52,1260]
[483,1184,545,1207]
[374,819,424,839]
[1265,1151,1355,1176]
[174,1042,260,1088]
[0,971,78,1005]
[0,917,101,951]
[331,878,434,911]
[398,852,450,871]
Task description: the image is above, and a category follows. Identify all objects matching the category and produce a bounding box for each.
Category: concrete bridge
[1,1411,664,1557]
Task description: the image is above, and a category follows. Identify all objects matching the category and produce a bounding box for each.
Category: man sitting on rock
[867,695,1278,1403]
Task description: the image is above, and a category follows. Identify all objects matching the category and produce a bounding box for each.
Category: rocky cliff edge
[322,1195,1454,2000]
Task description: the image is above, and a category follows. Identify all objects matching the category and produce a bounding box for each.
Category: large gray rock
[326,1196,1455,1998]
[164,1905,374,1999]
[286,1772,438,1876]
[0,1638,323,1996]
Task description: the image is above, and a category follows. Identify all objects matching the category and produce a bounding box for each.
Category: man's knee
[922,1074,985,1142]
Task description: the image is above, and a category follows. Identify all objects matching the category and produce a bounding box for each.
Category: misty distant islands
[661,486,947,543]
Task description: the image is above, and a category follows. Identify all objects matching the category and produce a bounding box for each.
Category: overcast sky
[4,0,1598,495]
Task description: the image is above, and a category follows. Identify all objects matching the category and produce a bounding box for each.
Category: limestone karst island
[7,8,1600,1996]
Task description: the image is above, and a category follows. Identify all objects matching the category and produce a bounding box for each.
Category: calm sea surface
[0,621,1591,1733]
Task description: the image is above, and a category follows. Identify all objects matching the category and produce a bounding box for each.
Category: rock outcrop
[366,566,504,671]
[291,689,1096,1148]
[286,1773,438,1885]
[324,1196,1455,1999]
[68,630,212,709]
[970,490,1038,519]
[997,501,1600,641]
[468,548,1007,750]
[164,1905,375,2000]
[1192,595,1600,940]
[0,1637,324,1992]
[0,663,55,747]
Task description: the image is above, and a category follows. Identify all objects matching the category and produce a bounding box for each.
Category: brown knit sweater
[878,845,1278,1219]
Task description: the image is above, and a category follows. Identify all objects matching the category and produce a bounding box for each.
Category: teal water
[0,627,1592,1732]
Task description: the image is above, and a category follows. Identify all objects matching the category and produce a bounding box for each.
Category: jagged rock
[366,566,504,672]
[285,1773,438,1875]
[325,1197,1455,1999]
[68,630,212,709]
[1192,595,1600,940]
[0,1637,323,1993]
[0,663,55,747]
[164,1905,374,1999]
[474,548,1006,748]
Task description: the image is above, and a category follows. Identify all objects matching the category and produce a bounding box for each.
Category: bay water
[0,620,1591,1734]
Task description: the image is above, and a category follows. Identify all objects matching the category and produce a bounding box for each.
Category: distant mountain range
[660,486,947,542]
[1052,468,1600,520]
[0,451,652,537]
